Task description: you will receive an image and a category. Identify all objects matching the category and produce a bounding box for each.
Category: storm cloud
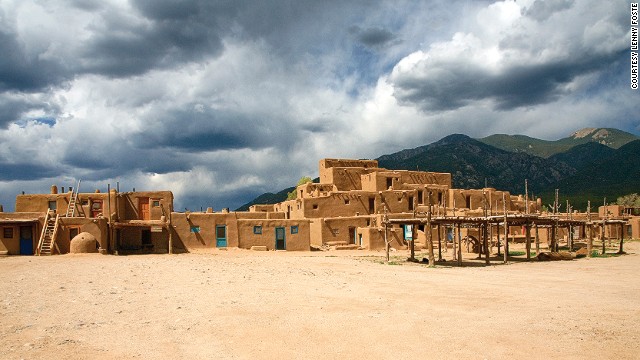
[0,0,636,211]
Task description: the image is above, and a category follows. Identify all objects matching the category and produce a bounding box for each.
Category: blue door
[19,226,33,255]
[275,227,286,250]
[216,225,227,247]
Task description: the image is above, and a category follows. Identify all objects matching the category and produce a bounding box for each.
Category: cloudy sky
[0,0,637,211]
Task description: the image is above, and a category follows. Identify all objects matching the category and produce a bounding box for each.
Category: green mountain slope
[539,140,640,210]
[479,128,639,158]
[378,134,574,194]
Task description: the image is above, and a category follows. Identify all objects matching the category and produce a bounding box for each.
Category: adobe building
[0,158,635,256]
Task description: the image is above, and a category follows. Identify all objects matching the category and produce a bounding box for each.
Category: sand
[1,242,639,359]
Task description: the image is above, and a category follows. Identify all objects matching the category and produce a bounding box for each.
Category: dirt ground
[1,241,639,360]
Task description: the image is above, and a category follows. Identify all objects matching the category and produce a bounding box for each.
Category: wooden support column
[601,223,606,255]
[457,223,462,266]
[534,223,540,255]
[427,193,435,267]
[587,224,593,258]
[496,224,501,256]
[618,223,625,254]
[525,222,531,260]
[503,193,508,264]
[410,225,416,261]
[452,226,457,262]
[437,224,442,261]
[483,222,490,265]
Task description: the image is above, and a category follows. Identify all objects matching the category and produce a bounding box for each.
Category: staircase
[65,180,81,217]
[37,210,60,256]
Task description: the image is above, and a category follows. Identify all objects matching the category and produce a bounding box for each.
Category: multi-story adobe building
[0,158,634,256]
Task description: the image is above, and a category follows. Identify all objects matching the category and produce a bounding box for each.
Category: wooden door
[139,198,150,220]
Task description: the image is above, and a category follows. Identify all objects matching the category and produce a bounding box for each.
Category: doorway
[275,227,286,250]
[348,226,356,244]
[216,225,227,247]
[19,226,33,255]
[139,198,150,220]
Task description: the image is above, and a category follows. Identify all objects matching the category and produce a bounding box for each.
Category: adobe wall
[170,212,240,250]
[321,167,374,191]
[249,204,275,213]
[313,217,373,246]
[237,219,310,251]
[118,191,173,221]
[117,226,169,254]
[300,192,378,218]
[58,218,108,254]
[448,189,512,211]
[0,212,43,255]
[297,183,335,199]
[319,158,378,170]
[16,193,65,213]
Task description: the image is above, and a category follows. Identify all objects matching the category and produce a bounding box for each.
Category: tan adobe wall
[249,204,275,213]
[170,212,239,250]
[16,194,65,213]
[237,220,310,251]
[299,192,379,218]
[599,205,623,217]
[273,200,305,219]
[57,217,108,254]
[321,167,374,191]
[118,191,173,221]
[378,190,419,214]
[313,216,373,246]
[297,183,335,199]
[0,212,43,255]
[448,189,512,211]
[319,158,378,170]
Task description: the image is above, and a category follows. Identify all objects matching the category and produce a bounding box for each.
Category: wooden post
[452,226,457,261]
[107,183,112,254]
[587,224,593,257]
[384,206,390,263]
[618,223,625,254]
[535,223,540,255]
[503,193,508,264]
[483,222,490,265]
[457,223,462,266]
[427,192,435,267]
[601,224,606,255]
[525,222,531,260]
[496,223,501,256]
[437,224,442,261]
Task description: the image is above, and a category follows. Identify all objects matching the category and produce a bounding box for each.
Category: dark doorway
[19,226,33,255]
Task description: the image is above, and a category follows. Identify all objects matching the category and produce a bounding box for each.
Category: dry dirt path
[1,244,639,359]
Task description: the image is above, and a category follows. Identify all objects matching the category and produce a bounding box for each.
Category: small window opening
[254,226,262,234]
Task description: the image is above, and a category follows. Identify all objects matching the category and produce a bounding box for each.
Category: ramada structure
[1,159,637,263]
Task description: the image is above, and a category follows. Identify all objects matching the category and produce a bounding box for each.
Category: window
[254,226,262,234]
[386,177,393,189]
[418,190,423,204]
[408,196,414,211]
[152,200,160,207]
[81,199,89,206]
[92,201,102,210]
[291,225,299,234]
[437,192,443,205]
[190,226,200,233]
[312,204,318,210]
[3,227,13,239]
[48,201,57,210]
[344,199,350,205]
[369,198,375,213]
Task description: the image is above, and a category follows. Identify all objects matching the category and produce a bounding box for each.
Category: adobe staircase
[36,180,80,256]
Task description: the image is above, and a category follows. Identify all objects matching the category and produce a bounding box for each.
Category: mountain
[378,134,575,194]
[539,140,640,210]
[548,142,616,170]
[479,128,639,158]
[238,128,639,211]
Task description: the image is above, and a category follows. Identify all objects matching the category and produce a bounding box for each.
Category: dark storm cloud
[80,2,226,78]
[350,26,398,49]
[131,106,295,152]
[0,29,69,93]
[0,162,58,181]
[392,50,626,111]
[0,94,60,128]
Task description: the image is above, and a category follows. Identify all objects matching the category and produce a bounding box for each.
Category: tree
[616,193,640,207]
[286,176,313,200]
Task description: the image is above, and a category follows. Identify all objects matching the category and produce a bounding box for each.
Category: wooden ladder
[65,180,81,217]
[37,211,60,256]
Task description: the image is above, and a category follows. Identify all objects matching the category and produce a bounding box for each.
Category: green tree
[616,193,640,207]
[287,176,313,200]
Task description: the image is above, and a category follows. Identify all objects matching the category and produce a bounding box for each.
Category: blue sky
[0,0,638,211]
